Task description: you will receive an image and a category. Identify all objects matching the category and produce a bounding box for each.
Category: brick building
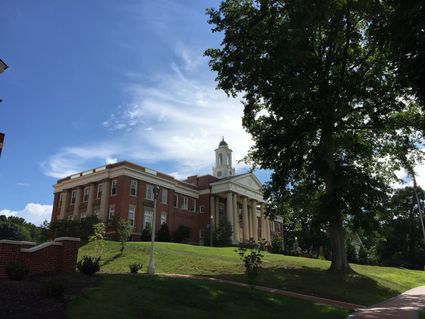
[51,139,283,243]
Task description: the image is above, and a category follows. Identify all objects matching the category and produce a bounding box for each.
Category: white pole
[412,177,425,244]
[148,185,160,275]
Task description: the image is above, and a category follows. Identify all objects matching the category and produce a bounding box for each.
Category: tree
[156,223,171,242]
[205,0,425,271]
[114,217,133,253]
[89,223,105,259]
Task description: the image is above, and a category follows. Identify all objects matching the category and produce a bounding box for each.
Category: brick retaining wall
[0,237,80,279]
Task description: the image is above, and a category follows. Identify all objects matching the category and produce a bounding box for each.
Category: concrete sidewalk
[347,286,425,319]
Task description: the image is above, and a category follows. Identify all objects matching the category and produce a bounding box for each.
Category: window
[191,199,196,212]
[83,187,89,202]
[199,205,204,214]
[97,184,103,199]
[111,179,117,196]
[181,196,188,210]
[227,154,231,165]
[80,210,87,219]
[58,193,63,208]
[108,206,115,221]
[218,153,223,165]
[173,194,178,208]
[160,212,167,225]
[94,208,99,217]
[161,189,168,204]
[71,190,77,205]
[218,203,225,218]
[130,180,137,197]
[145,184,154,200]
[128,205,136,226]
[144,207,153,228]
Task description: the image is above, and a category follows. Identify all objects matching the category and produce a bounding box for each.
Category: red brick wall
[0,237,80,279]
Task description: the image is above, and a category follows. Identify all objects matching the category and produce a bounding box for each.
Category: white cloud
[42,45,253,180]
[0,203,52,226]
[16,182,30,187]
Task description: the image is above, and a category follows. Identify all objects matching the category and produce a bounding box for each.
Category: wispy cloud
[41,45,253,180]
[0,203,52,226]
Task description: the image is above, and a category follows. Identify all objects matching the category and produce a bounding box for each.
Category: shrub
[89,222,105,258]
[129,262,143,274]
[346,243,358,264]
[236,240,264,284]
[41,279,66,298]
[5,261,30,280]
[113,217,132,253]
[173,225,192,243]
[77,256,100,276]
[156,223,171,242]
[141,224,152,241]
[214,220,233,246]
[270,233,283,254]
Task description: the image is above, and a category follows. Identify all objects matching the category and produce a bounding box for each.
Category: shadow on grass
[202,266,401,306]
[100,253,122,267]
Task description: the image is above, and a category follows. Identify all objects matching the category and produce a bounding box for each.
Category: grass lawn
[67,274,350,319]
[79,241,425,306]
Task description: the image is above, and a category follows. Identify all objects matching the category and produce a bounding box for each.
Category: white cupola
[213,137,236,178]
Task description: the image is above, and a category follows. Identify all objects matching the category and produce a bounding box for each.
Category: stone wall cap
[20,241,63,253]
[54,237,81,242]
[0,240,36,246]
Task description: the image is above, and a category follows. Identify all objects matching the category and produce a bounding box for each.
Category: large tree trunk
[329,214,350,272]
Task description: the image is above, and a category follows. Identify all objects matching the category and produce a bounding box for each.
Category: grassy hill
[79,241,425,306]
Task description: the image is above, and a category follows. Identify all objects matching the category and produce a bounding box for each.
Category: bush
[270,233,283,254]
[236,240,264,284]
[214,220,233,246]
[156,223,171,242]
[129,262,143,274]
[5,261,30,280]
[141,224,152,241]
[346,243,358,264]
[41,279,66,298]
[77,256,100,276]
[173,225,192,243]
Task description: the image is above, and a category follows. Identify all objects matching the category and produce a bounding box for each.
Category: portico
[205,173,272,243]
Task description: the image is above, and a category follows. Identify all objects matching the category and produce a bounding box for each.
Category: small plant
[236,240,264,285]
[6,261,30,280]
[77,256,100,276]
[114,217,133,253]
[129,262,143,274]
[89,222,106,259]
[41,279,66,298]
[270,233,283,254]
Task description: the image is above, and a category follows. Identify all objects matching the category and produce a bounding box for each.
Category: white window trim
[173,194,178,208]
[111,179,118,196]
[83,187,89,202]
[128,205,136,226]
[97,184,103,199]
[191,199,196,212]
[143,207,154,229]
[130,180,137,197]
[181,196,188,210]
[160,212,167,225]
[145,184,154,201]
[161,189,168,204]
[58,194,63,208]
[71,190,77,205]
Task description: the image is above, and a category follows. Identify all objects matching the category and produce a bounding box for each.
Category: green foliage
[206,0,425,272]
[141,224,152,241]
[41,279,66,298]
[156,223,171,242]
[77,256,100,276]
[236,241,264,284]
[89,223,105,258]
[49,215,101,242]
[128,262,143,274]
[6,261,30,280]
[214,219,233,246]
[0,215,44,242]
[172,225,192,243]
[358,246,368,265]
[113,217,133,252]
[270,233,283,254]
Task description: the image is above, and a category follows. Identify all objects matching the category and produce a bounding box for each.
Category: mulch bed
[0,272,98,319]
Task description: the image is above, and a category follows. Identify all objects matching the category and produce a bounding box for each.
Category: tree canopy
[205,0,425,271]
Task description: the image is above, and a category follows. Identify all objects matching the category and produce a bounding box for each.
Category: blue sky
[0,0,272,225]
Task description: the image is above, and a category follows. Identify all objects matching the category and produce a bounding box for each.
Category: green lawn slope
[79,241,425,306]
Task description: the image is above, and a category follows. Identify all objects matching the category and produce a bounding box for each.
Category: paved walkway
[162,273,363,310]
[347,286,425,319]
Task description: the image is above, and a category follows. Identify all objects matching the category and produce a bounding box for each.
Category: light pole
[148,185,160,275]
[210,215,214,247]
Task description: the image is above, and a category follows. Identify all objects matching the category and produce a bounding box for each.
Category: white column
[226,192,233,228]
[251,200,258,243]
[60,191,68,219]
[232,193,239,243]
[242,197,249,242]
[87,184,95,215]
[266,219,271,242]
[260,204,266,240]
[99,180,110,221]
[73,188,81,218]
[215,196,220,227]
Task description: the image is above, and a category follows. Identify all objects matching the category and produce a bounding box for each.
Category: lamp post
[210,214,214,247]
[148,185,160,275]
